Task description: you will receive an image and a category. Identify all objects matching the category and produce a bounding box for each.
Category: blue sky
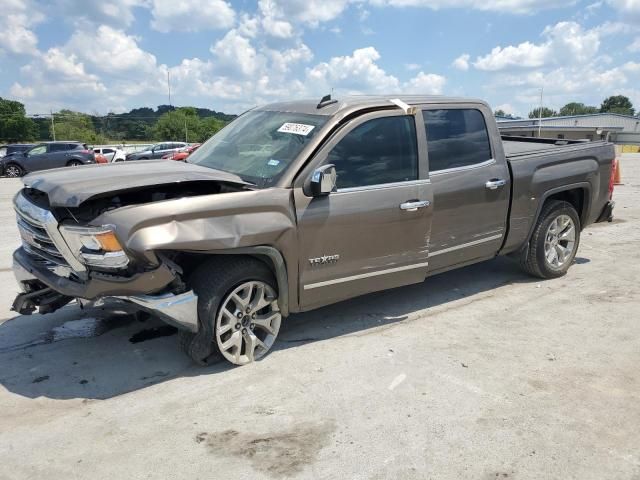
[0,0,639,117]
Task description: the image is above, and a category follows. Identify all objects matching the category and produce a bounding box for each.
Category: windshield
[187,110,328,188]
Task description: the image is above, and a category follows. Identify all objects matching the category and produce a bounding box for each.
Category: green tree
[0,97,38,141]
[600,95,635,116]
[53,110,106,143]
[528,107,557,119]
[494,109,506,117]
[198,117,225,142]
[559,102,599,116]
[153,108,201,142]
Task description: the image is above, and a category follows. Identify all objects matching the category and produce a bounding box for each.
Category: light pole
[50,110,56,141]
[538,87,543,138]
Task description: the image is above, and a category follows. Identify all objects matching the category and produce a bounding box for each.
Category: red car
[162,144,201,161]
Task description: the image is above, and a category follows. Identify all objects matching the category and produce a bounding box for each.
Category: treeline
[526,95,635,120]
[0,97,237,144]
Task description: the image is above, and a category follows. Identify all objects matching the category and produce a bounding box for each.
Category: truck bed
[502,135,607,159]
[500,135,615,256]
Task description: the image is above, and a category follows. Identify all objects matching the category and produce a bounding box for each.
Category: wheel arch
[4,162,25,175]
[517,183,590,260]
[531,183,590,235]
[171,247,290,317]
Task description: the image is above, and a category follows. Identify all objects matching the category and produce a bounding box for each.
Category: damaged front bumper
[12,248,199,332]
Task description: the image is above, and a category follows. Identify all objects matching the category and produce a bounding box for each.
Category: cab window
[423,109,492,172]
[327,116,418,190]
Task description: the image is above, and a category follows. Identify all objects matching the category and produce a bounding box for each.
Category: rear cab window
[422,109,492,172]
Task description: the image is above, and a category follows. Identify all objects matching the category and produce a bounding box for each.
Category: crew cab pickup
[11,96,617,366]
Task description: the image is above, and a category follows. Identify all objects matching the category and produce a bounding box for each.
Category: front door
[295,111,433,310]
[24,144,49,171]
[421,107,510,272]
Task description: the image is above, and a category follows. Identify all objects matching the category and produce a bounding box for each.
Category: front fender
[94,188,299,313]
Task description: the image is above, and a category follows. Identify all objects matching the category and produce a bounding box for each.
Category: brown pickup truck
[11,95,616,366]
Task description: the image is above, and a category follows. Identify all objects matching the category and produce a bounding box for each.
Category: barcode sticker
[277,123,315,136]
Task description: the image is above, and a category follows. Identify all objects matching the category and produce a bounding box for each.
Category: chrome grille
[13,191,85,272]
[16,208,68,266]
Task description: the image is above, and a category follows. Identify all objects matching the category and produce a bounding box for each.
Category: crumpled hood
[24,160,249,207]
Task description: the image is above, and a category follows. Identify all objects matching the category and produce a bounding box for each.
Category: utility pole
[167,70,172,107]
[185,117,188,143]
[50,110,56,141]
[538,87,544,138]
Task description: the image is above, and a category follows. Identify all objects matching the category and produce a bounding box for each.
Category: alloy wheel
[5,165,22,177]
[544,214,576,269]
[215,281,281,365]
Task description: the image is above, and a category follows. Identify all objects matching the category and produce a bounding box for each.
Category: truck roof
[256,95,488,116]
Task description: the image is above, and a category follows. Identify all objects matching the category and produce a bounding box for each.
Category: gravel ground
[0,155,638,480]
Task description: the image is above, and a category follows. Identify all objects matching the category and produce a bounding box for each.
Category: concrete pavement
[0,156,638,479]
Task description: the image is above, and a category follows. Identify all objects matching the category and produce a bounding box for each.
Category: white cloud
[9,83,34,99]
[494,103,516,115]
[306,47,400,93]
[629,37,640,51]
[66,26,158,74]
[403,72,446,94]
[452,54,470,71]
[474,22,600,71]
[210,30,263,77]
[607,0,640,16]
[17,47,108,111]
[405,63,421,71]
[259,0,350,26]
[54,0,146,27]
[150,0,235,32]
[369,0,576,14]
[0,0,43,55]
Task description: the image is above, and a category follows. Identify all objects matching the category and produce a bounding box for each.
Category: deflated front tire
[181,256,281,366]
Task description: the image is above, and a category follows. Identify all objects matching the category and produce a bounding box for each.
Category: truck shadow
[0,256,554,400]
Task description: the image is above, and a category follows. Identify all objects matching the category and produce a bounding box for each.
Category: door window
[28,145,47,155]
[327,116,418,189]
[423,109,492,172]
[50,143,69,152]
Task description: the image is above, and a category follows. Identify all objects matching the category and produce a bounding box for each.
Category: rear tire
[181,256,281,366]
[67,160,83,167]
[521,200,580,279]
[4,164,24,177]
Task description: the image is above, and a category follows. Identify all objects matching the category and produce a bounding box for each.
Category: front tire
[5,164,24,177]
[182,257,281,366]
[521,200,580,279]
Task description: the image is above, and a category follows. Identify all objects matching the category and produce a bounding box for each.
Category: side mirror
[310,164,337,197]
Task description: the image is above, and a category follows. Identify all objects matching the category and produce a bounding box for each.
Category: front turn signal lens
[95,231,123,252]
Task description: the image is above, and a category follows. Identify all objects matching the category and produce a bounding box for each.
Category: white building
[497,113,640,144]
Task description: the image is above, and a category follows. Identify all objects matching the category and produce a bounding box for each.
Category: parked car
[1,141,95,177]
[0,144,35,158]
[93,146,126,162]
[162,143,201,161]
[11,95,616,367]
[125,142,187,161]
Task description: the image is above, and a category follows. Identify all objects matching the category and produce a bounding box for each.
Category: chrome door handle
[485,179,507,190]
[400,200,430,211]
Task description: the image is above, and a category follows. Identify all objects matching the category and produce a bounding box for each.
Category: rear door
[294,111,433,310]
[153,143,170,158]
[49,143,73,168]
[421,106,510,272]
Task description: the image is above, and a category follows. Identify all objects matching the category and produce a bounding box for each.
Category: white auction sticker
[277,123,315,136]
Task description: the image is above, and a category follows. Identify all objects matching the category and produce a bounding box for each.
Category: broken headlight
[59,224,129,269]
